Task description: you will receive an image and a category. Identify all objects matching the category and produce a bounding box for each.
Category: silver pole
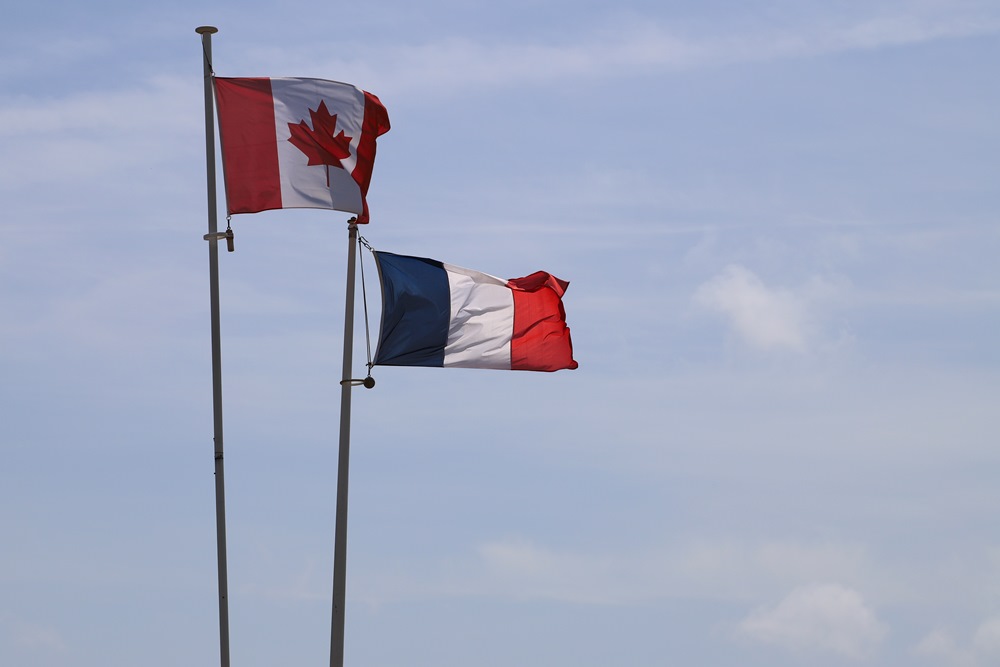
[196,25,231,667]
[331,220,359,667]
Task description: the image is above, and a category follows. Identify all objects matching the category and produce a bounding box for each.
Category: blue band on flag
[374,252,450,367]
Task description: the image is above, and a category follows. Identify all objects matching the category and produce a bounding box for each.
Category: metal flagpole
[196,25,232,667]
[331,219,360,667]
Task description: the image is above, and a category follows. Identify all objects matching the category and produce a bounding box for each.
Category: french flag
[373,252,578,372]
[214,77,390,222]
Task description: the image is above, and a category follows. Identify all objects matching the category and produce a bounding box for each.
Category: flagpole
[196,25,231,667]
[331,219,359,667]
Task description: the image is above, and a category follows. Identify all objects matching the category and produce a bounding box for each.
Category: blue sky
[2,1,999,666]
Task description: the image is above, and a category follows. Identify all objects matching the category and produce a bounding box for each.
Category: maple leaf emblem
[288,100,353,170]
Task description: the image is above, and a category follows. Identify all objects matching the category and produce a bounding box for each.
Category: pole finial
[196,26,219,34]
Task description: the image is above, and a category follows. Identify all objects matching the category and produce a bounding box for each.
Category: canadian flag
[213,77,390,223]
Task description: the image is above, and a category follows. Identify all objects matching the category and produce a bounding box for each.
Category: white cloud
[694,265,814,351]
[737,583,886,659]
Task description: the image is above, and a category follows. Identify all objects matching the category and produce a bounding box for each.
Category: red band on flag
[508,272,578,372]
[214,78,282,214]
[353,91,391,223]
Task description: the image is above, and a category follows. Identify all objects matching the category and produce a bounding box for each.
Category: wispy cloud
[0,76,199,192]
[252,4,1000,96]
[352,536,876,607]
[0,612,66,654]
[914,628,976,666]
[914,617,1000,667]
[0,35,110,83]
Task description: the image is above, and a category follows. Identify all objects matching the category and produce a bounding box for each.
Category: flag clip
[203,229,235,252]
[340,376,375,389]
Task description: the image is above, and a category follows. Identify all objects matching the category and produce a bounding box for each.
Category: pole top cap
[196,26,219,34]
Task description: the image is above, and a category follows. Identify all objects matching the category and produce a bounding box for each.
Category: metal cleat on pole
[340,376,376,388]
[203,229,235,252]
